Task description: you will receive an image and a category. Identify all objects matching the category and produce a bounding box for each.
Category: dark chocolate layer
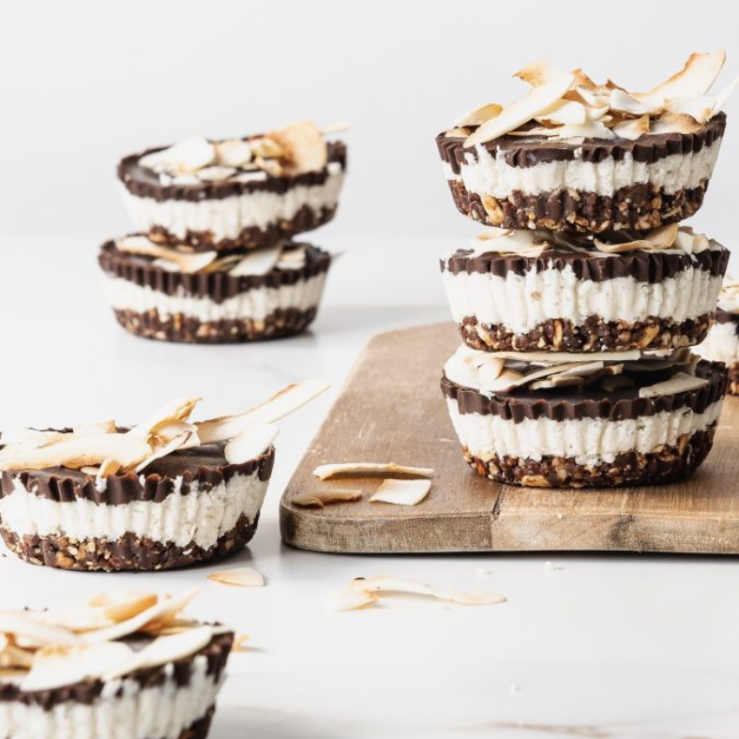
[1,511,259,572]
[0,632,232,707]
[462,425,716,488]
[437,114,726,172]
[443,242,729,283]
[113,307,318,344]
[448,178,710,233]
[459,315,713,353]
[118,140,346,202]
[714,308,739,332]
[0,441,275,504]
[441,359,727,423]
[99,241,331,302]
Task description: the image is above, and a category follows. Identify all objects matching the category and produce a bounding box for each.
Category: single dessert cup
[0,383,327,570]
[0,589,233,739]
[118,121,346,251]
[442,344,727,488]
[696,279,739,394]
[99,235,332,343]
[442,225,729,353]
[437,52,736,232]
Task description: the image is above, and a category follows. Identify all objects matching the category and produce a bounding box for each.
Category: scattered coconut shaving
[369,479,431,506]
[291,489,363,508]
[330,576,506,612]
[207,567,265,588]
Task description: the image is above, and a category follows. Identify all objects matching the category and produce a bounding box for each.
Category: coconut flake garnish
[207,567,265,588]
[313,462,434,481]
[452,51,734,145]
[369,479,431,506]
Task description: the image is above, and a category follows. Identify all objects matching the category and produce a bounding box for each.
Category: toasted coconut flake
[537,99,587,125]
[609,89,654,116]
[268,121,327,175]
[514,60,570,87]
[106,626,214,680]
[215,139,253,167]
[445,127,471,138]
[664,95,716,124]
[228,244,282,277]
[454,103,502,127]
[231,633,252,652]
[465,71,575,147]
[328,590,379,612]
[89,592,159,623]
[22,641,135,692]
[292,489,363,508]
[116,236,218,274]
[224,422,278,464]
[197,165,237,182]
[86,589,199,644]
[196,380,329,444]
[0,614,82,647]
[127,397,201,440]
[0,434,151,472]
[485,350,641,363]
[651,113,705,135]
[369,479,431,506]
[646,223,680,248]
[74,420,117,436]
[346,576,505,607]
[715,75,739,112]
[0,644,34,669]
[633,51,726,108]
[543,119,616,141]
[249,136,284,159]
[612,115,651,140]
[639,372,710,398]
[134,430,195,473]
[313,462,434,481]
[207,567,265,588]
[276,246,307,270]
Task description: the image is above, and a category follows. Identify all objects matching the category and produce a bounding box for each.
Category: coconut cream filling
[695,320,739,365]
[442,263,722,333]
[442,138,721,198]
[0,469,269,548]
[446,399,722,466]
[121,166,344,241]
[103,273,327,322]
[0,656,221,739]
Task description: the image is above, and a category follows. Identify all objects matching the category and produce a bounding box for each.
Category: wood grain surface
[280,322,739,555]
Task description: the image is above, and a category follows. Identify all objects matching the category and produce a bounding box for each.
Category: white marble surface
[2,236,739,738]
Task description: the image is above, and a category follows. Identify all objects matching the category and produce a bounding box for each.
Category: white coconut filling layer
[0,655,221,739]
[695,320,739,365]
[103,273,326,323]
[442,263,722,334]
[0,468,269,548]
[446,400,722,467]
[443,138,721,198]
[121,166,344,242]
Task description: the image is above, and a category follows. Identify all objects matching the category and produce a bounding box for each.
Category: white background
[2,2,739,738]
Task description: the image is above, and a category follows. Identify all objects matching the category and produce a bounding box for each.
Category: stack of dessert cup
[436,52,736,488]
[100,120,346,343]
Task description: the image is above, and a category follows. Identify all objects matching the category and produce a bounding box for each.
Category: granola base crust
[461,425,716,488]
[447,179,709,234]
[460,314,712,353]
[148,204,337,252]
[729,362,739,395]
[113,307,318,343]
[0,513,259,572]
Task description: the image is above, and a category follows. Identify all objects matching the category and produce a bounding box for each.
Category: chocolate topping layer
[713,308,739,329]
[0,632,233,708]
[443,243,729,283]
[99,241,331,302]
[118,140,347,202]
[437,114,726,173]
[0,440,275,504]
[441,359,727,423]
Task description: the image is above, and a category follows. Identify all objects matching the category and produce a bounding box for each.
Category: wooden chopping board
[280,322,739,555]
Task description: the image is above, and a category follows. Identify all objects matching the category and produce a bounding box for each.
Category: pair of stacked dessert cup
[436,53,736,488]
[101,120,346,343]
